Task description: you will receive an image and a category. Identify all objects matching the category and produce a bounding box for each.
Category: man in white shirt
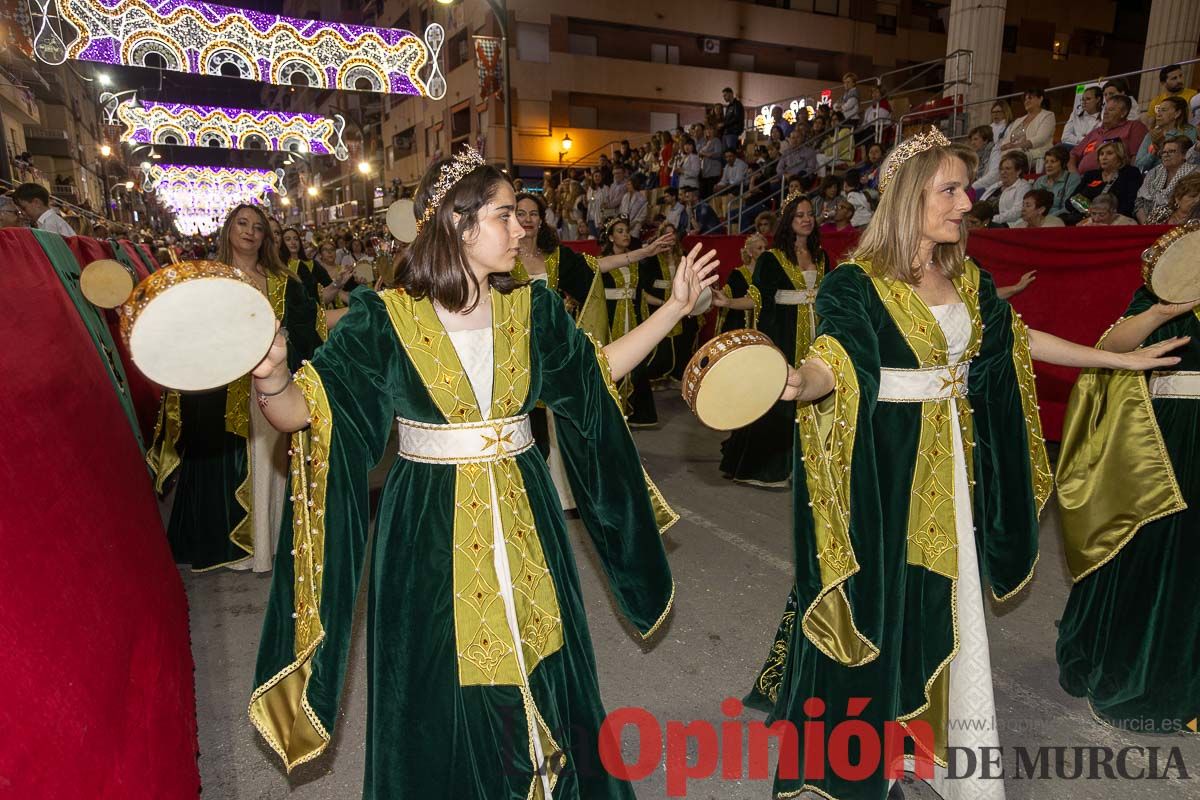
[1061,86,1103,147]
[714,149,749,194]
[599,165,628,224]
[660,186,686,232]
[12,182,76,237]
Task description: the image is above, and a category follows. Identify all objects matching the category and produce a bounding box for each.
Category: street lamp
[123,180,133,190]
[559,132,572,163]
[439,0,512,175]
[357,160,372,218]
[306,185,318,197]
[100,143,112,157]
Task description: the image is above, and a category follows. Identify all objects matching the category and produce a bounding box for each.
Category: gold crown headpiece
[416,147,487,231]
[602,214,629,239]
[879,127,951,194]
[782,187,806,210]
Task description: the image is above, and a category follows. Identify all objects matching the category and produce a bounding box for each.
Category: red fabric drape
[566,225,1171,440]
[64,236,162,441]
[0,228,199,799]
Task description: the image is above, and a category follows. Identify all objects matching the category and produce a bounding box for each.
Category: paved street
[184,392,1199,799]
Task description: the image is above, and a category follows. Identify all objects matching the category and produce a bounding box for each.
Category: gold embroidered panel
[769,248,825,364]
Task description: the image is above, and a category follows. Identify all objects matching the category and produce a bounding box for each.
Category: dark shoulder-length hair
[217,203,289,277]
[395,155,519,312]
[279,226,307,262]
[599,215,630,257]
[515,191,559,254]
[773,195,822,265]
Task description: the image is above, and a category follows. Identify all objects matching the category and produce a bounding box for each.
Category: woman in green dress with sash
[146,205,333,572]
[1056,286,1200,732]
[744,131,1183,800]
[719,194,826,487]
[246,149,719,799]
[712,232,766,334]
[639,222,696,384]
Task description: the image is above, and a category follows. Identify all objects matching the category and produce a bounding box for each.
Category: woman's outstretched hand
[1107,335,1191,371]
[666,242,720,317]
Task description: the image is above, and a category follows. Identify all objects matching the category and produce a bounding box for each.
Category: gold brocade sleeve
[588,334,678,537]
[1056,355,1185,583]
[146,390,182,493]
[747,284,762,329]
[248,362,332,770]
[796,335,879,667]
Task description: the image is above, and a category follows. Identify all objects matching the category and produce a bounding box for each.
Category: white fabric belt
[775,289,816,305]
[396,414,534,464]
[878,363,970,403]
[605,287,636,300]
[652,279,672,290]
[1149,370,1200,398]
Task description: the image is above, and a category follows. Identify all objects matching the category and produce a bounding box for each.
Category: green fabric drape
[251,282,675,799]
[1057,289,1200,731]
[747,262,1048,800]
[149,274,322,571]
[32,229,144,453]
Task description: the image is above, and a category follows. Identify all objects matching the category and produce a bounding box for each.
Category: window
[1003,25,1018,54]
[393,126,415,157]
[447,29,470,72]
[568,105,598,128]
[516,22,549,63]
[649,111,678,132]
[650,44,680,65]
[451,104,471,139]
[567,34,597,56]
[876,1,898,35]
[729,53,755,72]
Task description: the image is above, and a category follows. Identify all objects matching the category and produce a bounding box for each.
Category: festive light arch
[143,164,285,235]
[108,97,350,160]
[29,0,446,98]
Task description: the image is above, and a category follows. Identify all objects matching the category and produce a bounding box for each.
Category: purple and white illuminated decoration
[105,95,349,160]
[29,0,446,98]
[142,163,284,235]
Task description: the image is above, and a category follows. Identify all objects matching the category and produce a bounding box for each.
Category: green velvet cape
[147,274,324,571]
[719,249,825,486]
[747,262,1050,800]
[1056,289,1200,731]
[249,282,677,799]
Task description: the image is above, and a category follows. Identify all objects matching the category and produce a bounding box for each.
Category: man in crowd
[715,148,749,195]
[600,164,629,224]
[1061,86,1103,148]
[12,183,75,236]
[721,87,745,151]
[1147,64,1197,127]
[836,72,861,127]
[1069,95,1147,174]
[661,186,686,232]
[698,124,724,198]
[681,185,722,235]
[777,127,817,183]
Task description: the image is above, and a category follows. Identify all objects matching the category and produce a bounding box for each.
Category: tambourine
[1142,220,1200,303]
[80,258,137,308]
[386,198,418,243]
[688,286,713,317]
[119,260,276,392]
[681,328,788,431]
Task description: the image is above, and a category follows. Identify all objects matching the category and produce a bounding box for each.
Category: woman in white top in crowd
[990,100,1013,143]
[1061,86,1103,147]
[987,151,1033,227]
[673,138,702,191]
[998,88,1056,165]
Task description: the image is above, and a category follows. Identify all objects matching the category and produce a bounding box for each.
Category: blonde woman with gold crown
[741,129,1185,800]
[246,148,720,800]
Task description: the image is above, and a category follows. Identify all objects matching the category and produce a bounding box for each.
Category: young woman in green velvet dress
[711,232,766,334]
[246,150,719,799]
[746,132,1185,800]
[146,205,332,572]
[719,194,826,488]
[1056,288,1200,733]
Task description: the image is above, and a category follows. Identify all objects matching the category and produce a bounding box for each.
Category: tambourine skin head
[682,328,788,431]
[80,259,136,308]
[688,286,714,317]
[120,260,277,392]
[386,199,419,243]
[1144,224,1200,303]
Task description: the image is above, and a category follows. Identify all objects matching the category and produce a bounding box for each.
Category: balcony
[24,127,71,158]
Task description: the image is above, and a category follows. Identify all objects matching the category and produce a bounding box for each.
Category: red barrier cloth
[0,228,199,799]
[567,225,1170,440]
[116,238,153,278]
[65,236,162,441]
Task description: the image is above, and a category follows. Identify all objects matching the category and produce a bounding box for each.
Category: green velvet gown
[579,257,657,426]
[250,282,677,799]
[720,248,825,486]
[639,250,698,382]
[746,261,1051,800]
[716,263,759,334]
[291,257,335,304]
[1056,290,1200,732]
[146,273,326,571]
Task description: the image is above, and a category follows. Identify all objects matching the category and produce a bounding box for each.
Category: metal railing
[548,134,654,185]
[892,55,1200,144]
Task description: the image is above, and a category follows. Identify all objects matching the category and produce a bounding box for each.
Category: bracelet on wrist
[255,374,291,398]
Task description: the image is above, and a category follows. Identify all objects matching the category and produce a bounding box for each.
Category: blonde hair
[1097,139,1128,168]
[849,144,978,284]
[741,232,767,264]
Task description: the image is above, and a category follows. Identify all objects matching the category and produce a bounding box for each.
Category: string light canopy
[104,94,349,160]
[143,164,285,235]
[29,0,446,98]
